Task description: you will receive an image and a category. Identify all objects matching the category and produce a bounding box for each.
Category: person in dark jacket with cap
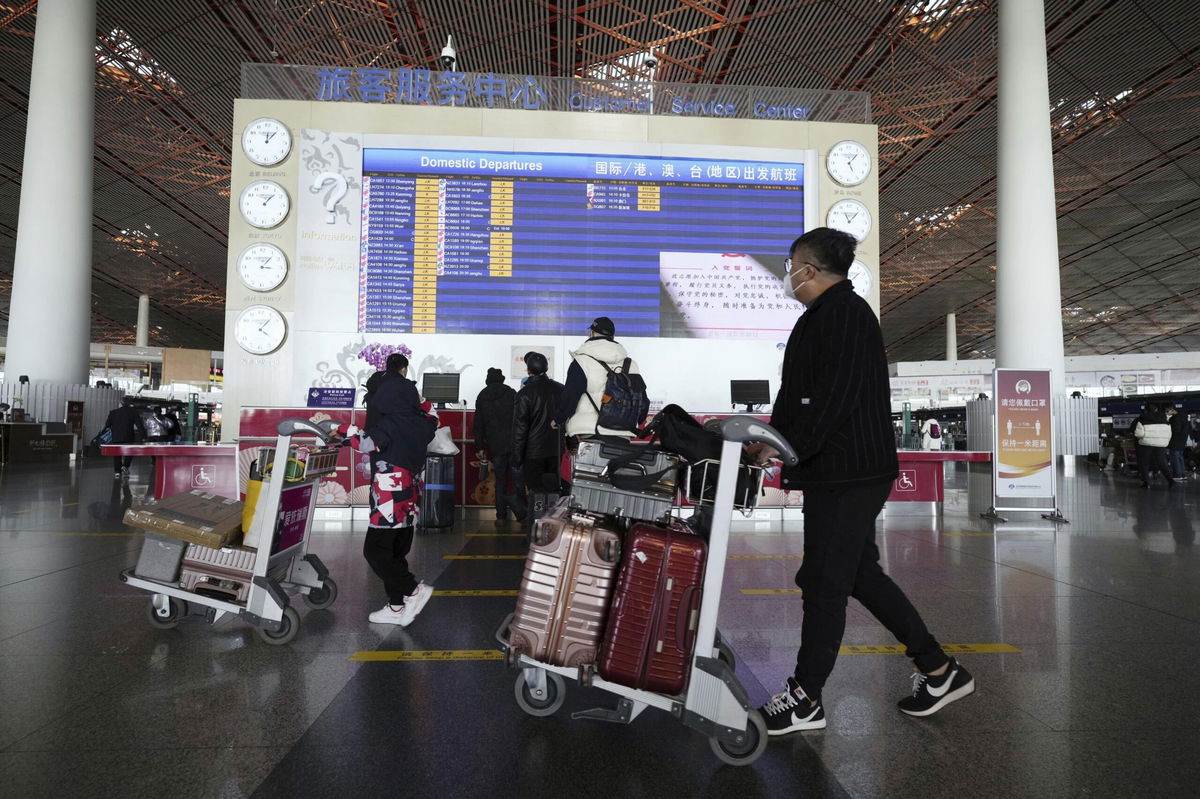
[341,352,439,627]
[511,351,564,495]
[474,367,526,522]
[750,227,974,736]
[104,402,145,479]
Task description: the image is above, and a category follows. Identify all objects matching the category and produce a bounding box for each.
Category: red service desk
[890,450,992,510]
[101,443,239,500]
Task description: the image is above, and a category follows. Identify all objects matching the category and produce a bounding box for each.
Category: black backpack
[581,355,650,434]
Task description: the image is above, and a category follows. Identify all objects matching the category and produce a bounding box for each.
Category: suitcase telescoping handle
[675,584,703,653]
[718,416,799,465]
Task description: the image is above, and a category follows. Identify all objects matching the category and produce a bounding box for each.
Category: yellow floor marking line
[740,588,803,595]
[432,589,518,597]
[443,554,526,560]
[728,554,802,559]
[350,649,504,662]
[839,643,1021,655]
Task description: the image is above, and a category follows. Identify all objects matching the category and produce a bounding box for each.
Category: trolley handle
[276,417,336,444]
[718,416,799,466]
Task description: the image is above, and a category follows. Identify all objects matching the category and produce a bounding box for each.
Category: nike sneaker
[898,657,975,717]
[760,677,826,735]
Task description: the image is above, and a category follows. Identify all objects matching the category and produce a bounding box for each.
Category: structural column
[136,294,150,347]
[995,0,1066,395]
[946,312,957,361]
[3,0,96,384]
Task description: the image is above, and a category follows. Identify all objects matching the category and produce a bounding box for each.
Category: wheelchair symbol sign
[896,469,917,492]
[191,465,215,488]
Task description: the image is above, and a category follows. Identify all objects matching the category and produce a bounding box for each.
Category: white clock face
[239,180,290,229]
[826,199,872,241]
[849,260,872,298]
[237,243,288,292]
[242,118,292,166]
[234,305,287,355]
[826,140,871,186]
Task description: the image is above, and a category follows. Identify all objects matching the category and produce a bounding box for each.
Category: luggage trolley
[496,416,798,767]
[120,418,342,645]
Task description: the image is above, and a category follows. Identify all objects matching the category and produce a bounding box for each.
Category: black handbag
[639,404,722,463]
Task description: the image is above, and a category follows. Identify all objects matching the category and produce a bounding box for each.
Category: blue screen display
[358,148,805,338]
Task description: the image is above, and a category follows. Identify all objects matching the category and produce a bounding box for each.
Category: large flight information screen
[358,148,806,338]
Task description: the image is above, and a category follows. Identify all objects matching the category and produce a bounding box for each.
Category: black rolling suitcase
[419,454,456,533]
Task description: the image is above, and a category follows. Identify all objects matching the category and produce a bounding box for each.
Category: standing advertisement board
[988,368,1065,521]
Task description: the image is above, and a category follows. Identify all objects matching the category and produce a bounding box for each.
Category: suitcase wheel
[578,663,595,688]
[600,537,621,564]
[514,670,565,718]
[709,709,768,767]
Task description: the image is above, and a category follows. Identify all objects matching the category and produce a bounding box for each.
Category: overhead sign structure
[986,368,1067,523]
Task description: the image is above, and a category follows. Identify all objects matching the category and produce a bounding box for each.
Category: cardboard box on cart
[125,490,245,549]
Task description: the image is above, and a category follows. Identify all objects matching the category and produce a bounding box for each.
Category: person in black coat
[104,402,145,478]
[511,351,564,494]
[474,367,525,522]
[352,352,438,627]
[1166,407,1190,480]
[752,227,973,736]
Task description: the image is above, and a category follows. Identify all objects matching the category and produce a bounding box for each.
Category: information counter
[100,443,238,500]
[889,450,992,515]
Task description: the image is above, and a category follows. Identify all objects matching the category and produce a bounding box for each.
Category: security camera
[644,51,658,70]
[440,34,457,70]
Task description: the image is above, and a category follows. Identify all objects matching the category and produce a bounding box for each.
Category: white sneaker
[398,582,433,627]
[367,603,406,625]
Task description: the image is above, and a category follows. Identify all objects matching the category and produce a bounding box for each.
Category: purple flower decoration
[358,342,413,370]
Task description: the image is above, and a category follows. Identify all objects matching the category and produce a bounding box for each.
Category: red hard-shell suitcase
[509,499,622,669]
[598,520,707,695]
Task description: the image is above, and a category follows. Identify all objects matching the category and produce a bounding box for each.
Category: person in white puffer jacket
[556,316,642,442]
[1133,402,1173,489]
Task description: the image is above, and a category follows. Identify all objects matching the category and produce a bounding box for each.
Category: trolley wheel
[716,640,736,671]
[146,596,187,629]
[257,606,300,645]
[303,577,338,610]
[709,709,768,767]
[514,670,565,717]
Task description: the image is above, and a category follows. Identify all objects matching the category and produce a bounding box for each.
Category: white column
[136,294,150,347]
[3,0,96,384]
[995,0,1066,395]
[946,312,958,361]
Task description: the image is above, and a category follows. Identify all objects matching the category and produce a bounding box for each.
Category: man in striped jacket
[755,227,975,736]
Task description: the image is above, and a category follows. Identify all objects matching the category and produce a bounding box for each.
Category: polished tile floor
[0,457,1196,798]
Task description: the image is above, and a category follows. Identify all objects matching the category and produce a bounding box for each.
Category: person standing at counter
[752,227,974,736]
[104,402,145,480]
[511,351,564,497]
[343,353,438,626]
[474,367,526,523]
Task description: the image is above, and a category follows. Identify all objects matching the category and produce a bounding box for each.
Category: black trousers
[112,455,132,473]
[522,455,562,493]
[1138,446,1173,485]
[363,525,418,604]
[793,480,948,700]
[491,452,527,519]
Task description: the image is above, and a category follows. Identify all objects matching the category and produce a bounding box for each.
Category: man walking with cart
[752,227,975,735]
[343,353,438,626]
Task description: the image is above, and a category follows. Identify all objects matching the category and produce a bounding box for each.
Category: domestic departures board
[358,148,806,338]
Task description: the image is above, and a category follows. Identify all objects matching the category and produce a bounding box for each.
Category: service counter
[101,443,238,500]
[888,450,993,515]
[1,422,77,464]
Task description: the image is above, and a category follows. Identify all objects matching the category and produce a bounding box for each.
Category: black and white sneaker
[760,677,826,735]
[898,657,975,717]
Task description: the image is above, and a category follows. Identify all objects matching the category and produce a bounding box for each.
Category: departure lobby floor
[0,458,1197,798]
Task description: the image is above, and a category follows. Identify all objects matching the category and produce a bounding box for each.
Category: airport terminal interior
[1,2,1199,798]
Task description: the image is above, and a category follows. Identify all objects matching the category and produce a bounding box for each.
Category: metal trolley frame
[120,418,342,645]
[495,416,798,767]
